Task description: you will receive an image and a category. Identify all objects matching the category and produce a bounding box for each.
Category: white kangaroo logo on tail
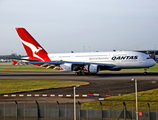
[35,47,42,53]
[21,39,45,61]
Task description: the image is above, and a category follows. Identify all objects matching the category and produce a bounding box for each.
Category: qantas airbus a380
[15,28,156,75]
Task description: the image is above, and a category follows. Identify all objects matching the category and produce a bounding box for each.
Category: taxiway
[0,71,158,103]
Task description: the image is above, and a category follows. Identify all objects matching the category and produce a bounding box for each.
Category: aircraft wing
[26,60,116,69]
[11,58,40,62]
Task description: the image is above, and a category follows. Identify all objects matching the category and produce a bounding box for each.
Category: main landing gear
[75,71,85,76]
[75,71,97,76]
[75,67,97,76]
[75,67,87,76]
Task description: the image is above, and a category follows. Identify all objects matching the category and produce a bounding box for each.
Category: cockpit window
[147,57,152,59]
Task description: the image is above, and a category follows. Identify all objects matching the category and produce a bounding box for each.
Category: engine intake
[83,64,100,73]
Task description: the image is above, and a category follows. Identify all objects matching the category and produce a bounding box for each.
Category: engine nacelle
[83,64,100,73]
[59,63,73,72]
[83,65,89,72]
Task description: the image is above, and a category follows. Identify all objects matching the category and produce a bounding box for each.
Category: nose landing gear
[144,68,148,75]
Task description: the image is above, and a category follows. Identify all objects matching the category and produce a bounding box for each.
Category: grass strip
[81,101,157,112]
[0,80,89,94]
[0,65,58,71]
[82,88,158,107]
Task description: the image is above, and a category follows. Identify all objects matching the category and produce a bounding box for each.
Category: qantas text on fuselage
[111,56,138,60]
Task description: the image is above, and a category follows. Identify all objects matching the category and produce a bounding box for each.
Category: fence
[0,101,157,120]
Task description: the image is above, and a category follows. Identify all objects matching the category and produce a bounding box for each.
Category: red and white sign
[139,112,143,116]
[0,94,99,97]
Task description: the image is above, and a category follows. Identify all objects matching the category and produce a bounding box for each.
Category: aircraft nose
[151,59,156,67]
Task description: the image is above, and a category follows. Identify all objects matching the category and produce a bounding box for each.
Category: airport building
[0,54,26,63]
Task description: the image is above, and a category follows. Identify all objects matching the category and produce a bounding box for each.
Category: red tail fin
[16,28,51,61]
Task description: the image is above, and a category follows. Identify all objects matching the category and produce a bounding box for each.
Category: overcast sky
[0,0,158,55]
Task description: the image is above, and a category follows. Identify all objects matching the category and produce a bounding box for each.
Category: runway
[0,71,158,103]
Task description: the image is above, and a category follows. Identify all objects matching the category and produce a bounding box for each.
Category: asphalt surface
[0,71,158,103]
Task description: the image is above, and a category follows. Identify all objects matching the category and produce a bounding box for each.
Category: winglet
[12,60,17,65]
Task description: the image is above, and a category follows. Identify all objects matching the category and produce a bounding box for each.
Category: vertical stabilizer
[16,28,50,61]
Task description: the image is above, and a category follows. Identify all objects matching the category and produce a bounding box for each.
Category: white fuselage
[48,51,156,69]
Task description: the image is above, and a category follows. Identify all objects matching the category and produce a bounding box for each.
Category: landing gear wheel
[89,73,97,75]
[75,71,86,76]
[81,72,85,75]
[144,72,147,75]
[75,72,80,76]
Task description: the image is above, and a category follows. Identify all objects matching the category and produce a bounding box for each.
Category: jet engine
[59,63,74,72]
[83,64,100,73]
